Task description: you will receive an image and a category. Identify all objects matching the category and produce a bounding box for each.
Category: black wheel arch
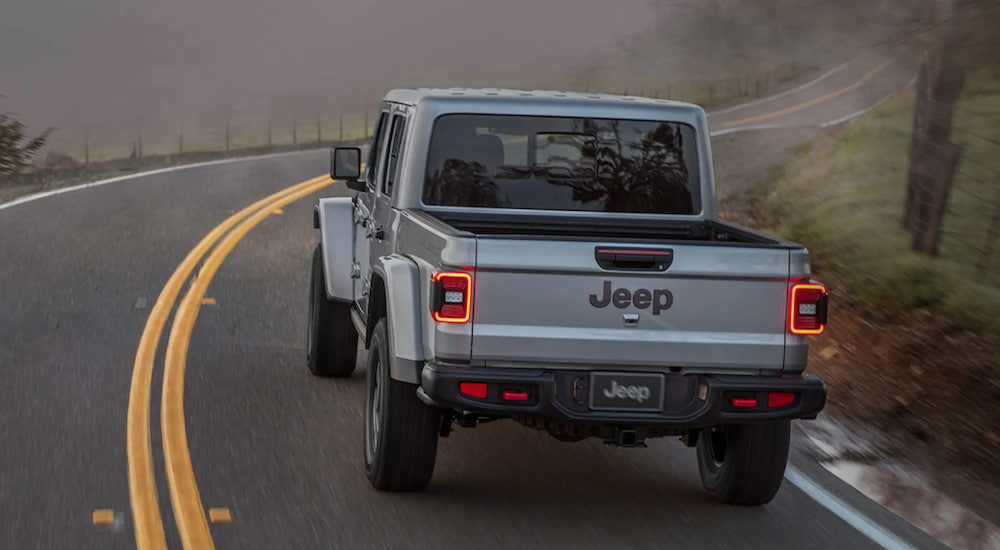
[365,273,387,348]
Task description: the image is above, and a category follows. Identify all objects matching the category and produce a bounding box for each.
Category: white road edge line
[709,123,789,137]
[785,466,917,550]
[708,62,851,116]
[0,149,321,212]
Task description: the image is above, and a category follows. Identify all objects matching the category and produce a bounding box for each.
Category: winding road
[0,52,944,549]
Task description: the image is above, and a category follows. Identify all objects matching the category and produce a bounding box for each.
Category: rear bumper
[419,362,826,428]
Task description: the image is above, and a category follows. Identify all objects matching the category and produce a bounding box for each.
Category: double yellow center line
[127,174,334,549]
[722,57,894,127]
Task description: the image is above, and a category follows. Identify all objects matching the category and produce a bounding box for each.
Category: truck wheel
[364,318,440,491]
[696,421,790,505]
[307,243,357,377]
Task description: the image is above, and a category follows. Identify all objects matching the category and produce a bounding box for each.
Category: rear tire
[307,243,357,377]
[696,421,790,505]
[365,318,440,491]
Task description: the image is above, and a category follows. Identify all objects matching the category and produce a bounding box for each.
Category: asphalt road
[0,53,945,550]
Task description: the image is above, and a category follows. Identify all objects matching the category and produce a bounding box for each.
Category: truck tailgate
[471,238,790,371]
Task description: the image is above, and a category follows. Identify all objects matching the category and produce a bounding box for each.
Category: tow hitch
[603,427,647,448]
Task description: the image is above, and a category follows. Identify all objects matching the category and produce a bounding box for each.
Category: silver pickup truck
[307,89,828,505]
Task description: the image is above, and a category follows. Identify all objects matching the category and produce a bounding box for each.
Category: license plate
[589,372,665,412]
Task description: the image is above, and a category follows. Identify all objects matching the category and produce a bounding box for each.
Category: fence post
[904,46,965,249]
[755,78,761,97]
[137,127,143,165]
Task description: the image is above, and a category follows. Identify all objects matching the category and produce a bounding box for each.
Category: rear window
[422,114,700,214]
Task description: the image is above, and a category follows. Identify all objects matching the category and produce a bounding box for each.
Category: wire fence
[39,65,805,171]
[47,108,374,166]
[908,93,1000,285]
[940,102,1000,283]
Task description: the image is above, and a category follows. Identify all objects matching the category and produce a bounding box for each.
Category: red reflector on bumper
[502,390,529,401]
[731,398,757,408]
[768,392,795,408]
[459,382,488,399]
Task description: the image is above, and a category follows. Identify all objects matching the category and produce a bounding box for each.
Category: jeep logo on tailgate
[590,372,665,412]
[589,281,673,314]
[603,380,651,403]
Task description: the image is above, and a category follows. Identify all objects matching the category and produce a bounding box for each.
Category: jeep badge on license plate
[589,372,665,412]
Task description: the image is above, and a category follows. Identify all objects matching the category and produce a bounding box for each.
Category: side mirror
[330,146,366,191]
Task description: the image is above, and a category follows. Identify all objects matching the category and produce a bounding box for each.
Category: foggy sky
[0,0,654,132]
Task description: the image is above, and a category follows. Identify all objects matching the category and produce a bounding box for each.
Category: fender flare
[316,197,354,301]
[370,256,425,383]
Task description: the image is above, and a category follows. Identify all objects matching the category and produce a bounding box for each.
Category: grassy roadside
[756,76,1000,335]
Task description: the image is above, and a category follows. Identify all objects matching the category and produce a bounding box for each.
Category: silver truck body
[319,89,814,386]
[312,88,828,501]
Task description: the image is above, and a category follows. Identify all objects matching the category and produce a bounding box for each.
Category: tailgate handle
[595,248,674,272]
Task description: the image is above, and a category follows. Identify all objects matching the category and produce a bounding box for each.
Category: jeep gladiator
[307,88,828,505]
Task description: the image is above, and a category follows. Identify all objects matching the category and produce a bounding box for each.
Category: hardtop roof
[383,88,703,114]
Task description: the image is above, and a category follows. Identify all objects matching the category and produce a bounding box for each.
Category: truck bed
[422,210,802,248]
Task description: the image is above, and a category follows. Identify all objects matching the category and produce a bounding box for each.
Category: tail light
[432,271,472,323]
[789,282,828,335]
